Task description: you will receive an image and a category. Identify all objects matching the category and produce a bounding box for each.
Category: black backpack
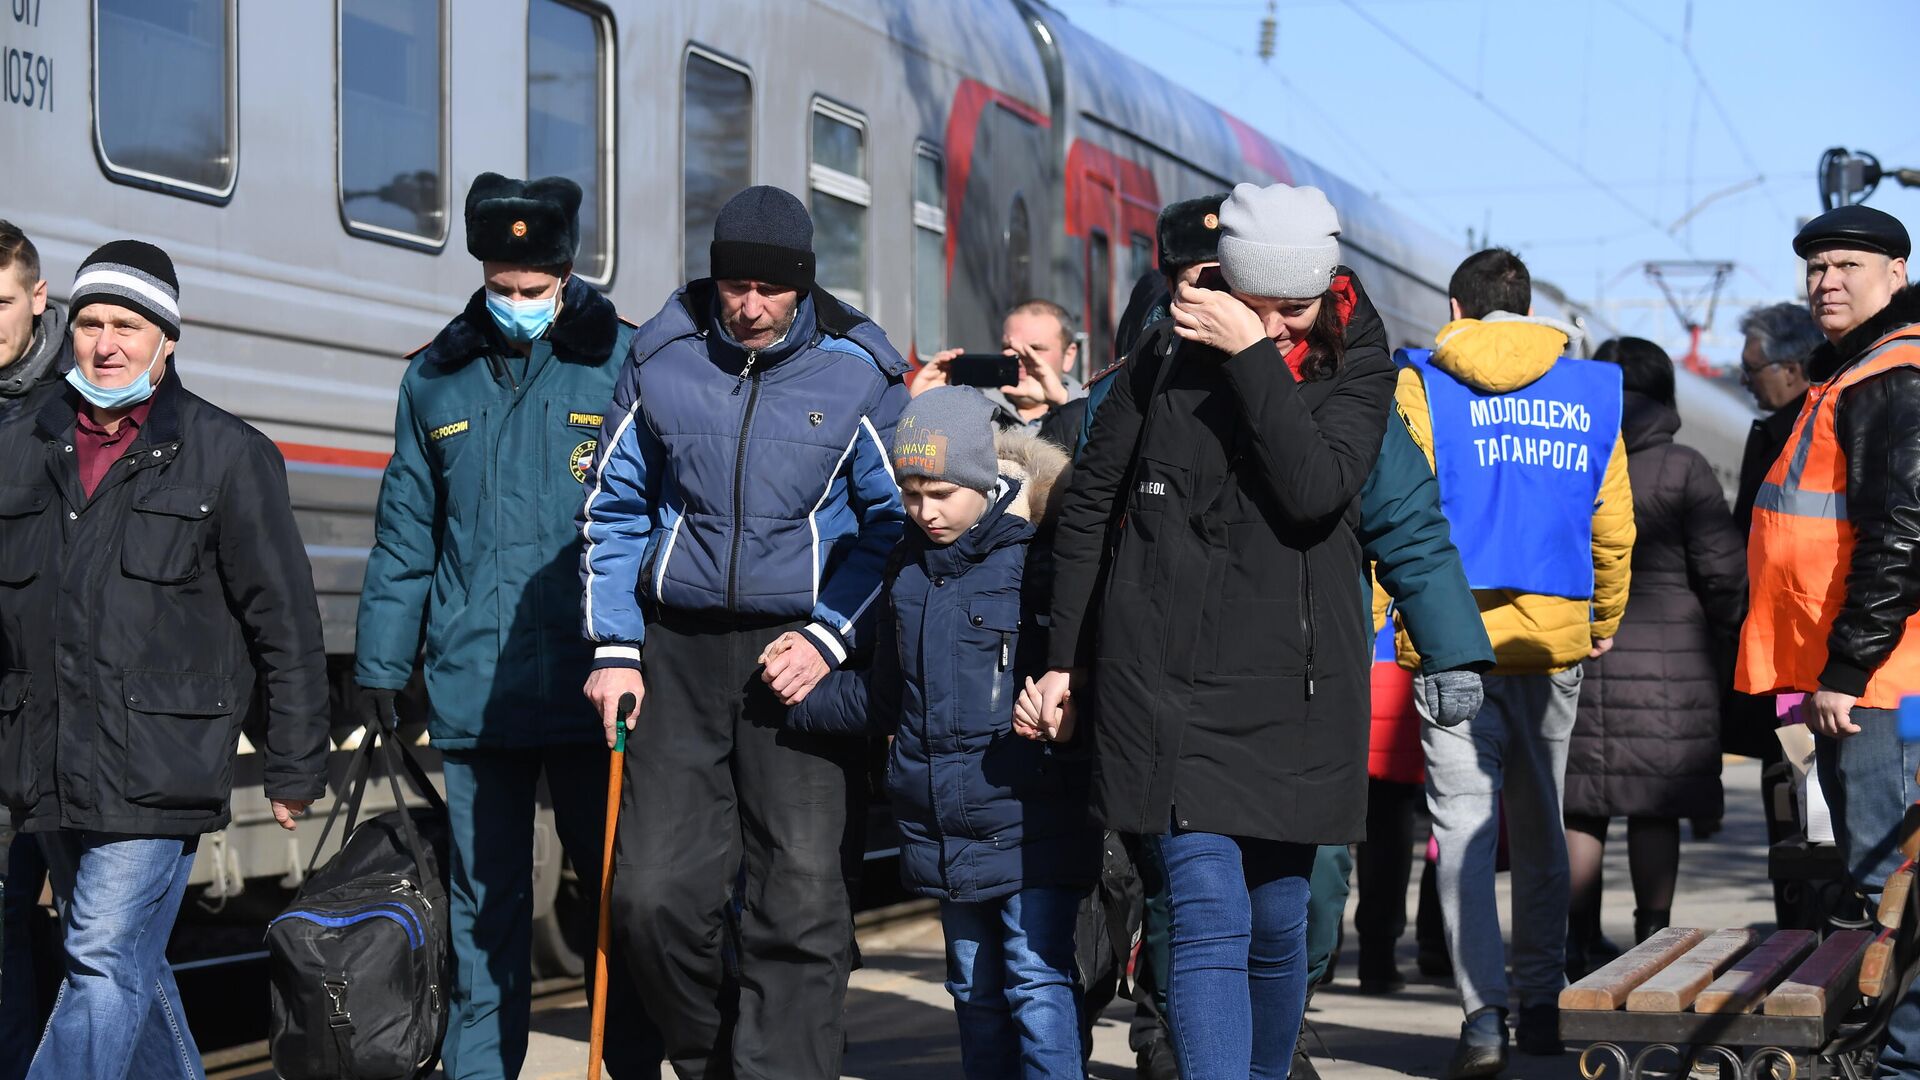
[267,710,451,1080]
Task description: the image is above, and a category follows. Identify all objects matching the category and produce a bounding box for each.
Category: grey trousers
[1419,666,1583,1017]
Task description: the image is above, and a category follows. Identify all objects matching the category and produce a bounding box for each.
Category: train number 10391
[3,47,50,112]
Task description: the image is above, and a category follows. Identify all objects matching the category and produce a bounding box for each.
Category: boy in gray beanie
[779,383,1097,1079]
[891,386,1001,544]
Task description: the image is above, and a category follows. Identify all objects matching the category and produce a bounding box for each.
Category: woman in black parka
[1563,337,1746,968]
[1020,182,1395,1077]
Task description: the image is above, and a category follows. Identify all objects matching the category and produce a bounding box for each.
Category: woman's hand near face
[1170,282,1267,356]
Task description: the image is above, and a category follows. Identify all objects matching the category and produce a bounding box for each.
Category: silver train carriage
[0,0,1753,941]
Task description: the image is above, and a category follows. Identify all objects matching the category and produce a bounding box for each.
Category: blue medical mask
[485,283,563,343]
[67,336,163,410]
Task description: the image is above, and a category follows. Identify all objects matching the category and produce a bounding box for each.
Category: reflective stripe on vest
[1737,329,1920,707]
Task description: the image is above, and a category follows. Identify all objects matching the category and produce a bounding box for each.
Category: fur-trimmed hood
[1807,283,1920,383]
[412,273,622,368]
[995,427,1070,525]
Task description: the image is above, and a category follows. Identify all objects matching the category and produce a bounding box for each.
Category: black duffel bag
[267,707,450,1080]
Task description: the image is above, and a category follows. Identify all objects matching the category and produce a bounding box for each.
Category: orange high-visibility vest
[1738,325,1920,707]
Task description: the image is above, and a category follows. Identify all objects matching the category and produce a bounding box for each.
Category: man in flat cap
[354,173,658,1079]
[0,241,329,1077]
[579,185,909,1079]
[1738,202,1920,1074]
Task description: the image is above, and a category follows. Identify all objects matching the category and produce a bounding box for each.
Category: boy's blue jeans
[1139,828,1315,1080]
[28,831,201,1080]
[940,887,1085,1079]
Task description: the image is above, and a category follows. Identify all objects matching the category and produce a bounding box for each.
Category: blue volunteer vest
[1397,348,1621,600]
[1373,622,1397,663]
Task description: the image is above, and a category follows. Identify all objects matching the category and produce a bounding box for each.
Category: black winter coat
[1047,292,1396,844]
[788,433,1098,901]
[0,371,330,836]
[1566,394,1744,820]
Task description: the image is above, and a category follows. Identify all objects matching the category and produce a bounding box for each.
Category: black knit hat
[1157,193,1229,274]
[710,185,815,291]
[465,172,582,267]
[71,240,181,340]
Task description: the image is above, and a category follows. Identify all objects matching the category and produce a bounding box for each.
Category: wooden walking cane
[588,692,636,1080]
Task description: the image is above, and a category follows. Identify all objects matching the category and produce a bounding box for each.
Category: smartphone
[1193,265,1228,292]
[947,353,1021,388]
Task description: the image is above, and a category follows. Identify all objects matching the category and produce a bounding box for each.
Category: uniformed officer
[353,174,659,1080]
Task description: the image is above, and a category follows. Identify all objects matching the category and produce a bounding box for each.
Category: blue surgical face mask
[485,283,563,343]
[67,336,163,410]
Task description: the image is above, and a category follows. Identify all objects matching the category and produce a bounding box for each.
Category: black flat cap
[465,172,582,267]
[1793,204,1911,259]
[1158,193,1230,273]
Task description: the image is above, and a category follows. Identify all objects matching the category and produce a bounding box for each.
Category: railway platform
[212,759,1776,1079]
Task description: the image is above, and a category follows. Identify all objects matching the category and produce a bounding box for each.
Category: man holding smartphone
[912,297,1087,448]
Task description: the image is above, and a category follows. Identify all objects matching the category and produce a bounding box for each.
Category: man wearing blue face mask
[0,239,331,1079]
[353,173,660,1080]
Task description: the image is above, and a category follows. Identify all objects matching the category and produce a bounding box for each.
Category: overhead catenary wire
[1330,0,1694,255]
[1056,0,1469,241]
[1598,0,1792,222]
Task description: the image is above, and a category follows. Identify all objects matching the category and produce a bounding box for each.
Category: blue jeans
[28,832,200,1080]
[1817,707,1920,1077]
[440,746,659,1080]
[1139,829,1315,1080]
[1,832,49,1080]
[940,887,1085,1079]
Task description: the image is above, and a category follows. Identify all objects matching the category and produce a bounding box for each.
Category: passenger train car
[0,0,1750,957]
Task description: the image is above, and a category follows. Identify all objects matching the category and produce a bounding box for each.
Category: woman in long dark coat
[1020,182,1396,1078]
[1563,337,1746,971]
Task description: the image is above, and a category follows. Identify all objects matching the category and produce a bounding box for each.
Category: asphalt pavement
[428,758,1781,1079]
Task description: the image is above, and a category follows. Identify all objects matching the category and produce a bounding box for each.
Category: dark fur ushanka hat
[465,172,583,267]
[1157,192,1230,273]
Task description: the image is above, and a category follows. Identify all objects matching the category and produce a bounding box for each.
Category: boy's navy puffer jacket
[787,431,1099,902]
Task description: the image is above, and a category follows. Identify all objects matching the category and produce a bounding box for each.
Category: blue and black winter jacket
[579,281,909,668]
[786,432,1099,902]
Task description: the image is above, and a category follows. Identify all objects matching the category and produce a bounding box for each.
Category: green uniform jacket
[355,277,631,748]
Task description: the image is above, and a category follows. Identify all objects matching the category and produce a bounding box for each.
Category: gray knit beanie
[893,387,999,493]
[1216,182,1341,299]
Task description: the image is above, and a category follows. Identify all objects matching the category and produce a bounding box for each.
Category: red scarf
[1279,274,1356,379]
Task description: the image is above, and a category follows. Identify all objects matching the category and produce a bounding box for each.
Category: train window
[683,48,752,282]
[339,0,448,247]
[528,0,615,283]
[1087,230,1113,367]
[1006,195,1032,305]
[809,100,870,310]
[94,0,238,200]
[1129,232,1154,290]
[912,144,946,353]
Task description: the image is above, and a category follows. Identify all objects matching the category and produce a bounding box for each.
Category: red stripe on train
[277,441,390,470]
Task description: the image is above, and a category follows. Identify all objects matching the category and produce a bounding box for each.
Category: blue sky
[1046,0,1920,363]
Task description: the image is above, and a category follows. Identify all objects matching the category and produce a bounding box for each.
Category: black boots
[1444,1006,1509,1079]
[1634,908,1671,945]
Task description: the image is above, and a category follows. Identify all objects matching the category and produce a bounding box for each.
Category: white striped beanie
[70,240,180,340]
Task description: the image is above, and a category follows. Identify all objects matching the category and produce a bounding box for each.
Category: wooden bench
[1559,926,1881,1077]
[1566,773,1920,1076]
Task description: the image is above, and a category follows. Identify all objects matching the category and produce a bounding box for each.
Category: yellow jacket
[1395,316,1635,674]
